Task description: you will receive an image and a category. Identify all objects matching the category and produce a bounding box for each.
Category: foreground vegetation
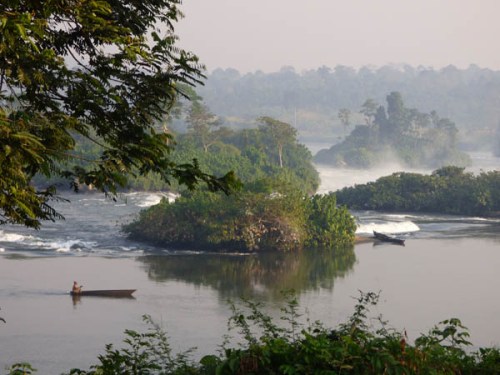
[9,292,500,374]
[336,166,500,217]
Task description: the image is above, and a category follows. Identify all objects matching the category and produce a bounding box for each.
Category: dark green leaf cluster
[209,292,499,375]
[336,166,500,216]
[6,363,36,375]
[34,111,320,194]
[122,114,324,253]
[124,184,355,252]
[0,1,237,228]
[315,92,471,169]
[64,315,196,375]
[33,292,500,375]
[171,116,320,194]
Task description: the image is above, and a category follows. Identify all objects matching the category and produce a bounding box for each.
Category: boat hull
[70,289,136,297]
[373,231,405,245]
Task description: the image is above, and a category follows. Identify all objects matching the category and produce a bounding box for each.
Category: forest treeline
[335,166,500,217]
[195,64,500,149]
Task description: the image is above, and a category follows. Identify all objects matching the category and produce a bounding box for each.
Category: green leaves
[258,116,297,168]
[336,168,500,217]
[7,363,37,375]
[0,0,239,228]
[125,181,355,252]
[65,314,197,375]
[306,193,356,248]
[10,292,500,374]
[206,291,500,374]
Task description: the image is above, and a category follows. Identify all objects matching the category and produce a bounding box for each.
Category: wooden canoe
[70,289,136,297]
[373,231,405,245]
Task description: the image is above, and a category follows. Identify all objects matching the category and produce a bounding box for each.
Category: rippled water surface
[1,154,499,374]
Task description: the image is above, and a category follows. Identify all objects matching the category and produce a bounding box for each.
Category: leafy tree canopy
[124,181,355,252]
[0,0,237,228]
[336,167,500,216]
[257,116,297,168]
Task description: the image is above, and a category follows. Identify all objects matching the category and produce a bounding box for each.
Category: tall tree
[186,101,225,153]
[374,105,388,127]
[386,91,407,124]
[384,91,408,140]
[258,117,297,168]
[0,0,237,228]
[338,108,351,136]
[360,99,378,126]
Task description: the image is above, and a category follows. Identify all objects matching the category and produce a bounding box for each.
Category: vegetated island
[315,91,471,169]
[335,166,500,217]
[124,118,356,252]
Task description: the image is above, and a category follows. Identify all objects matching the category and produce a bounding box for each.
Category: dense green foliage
[0,0,236,228]
[336,166,500,216]
[315,92,470,169]
[124,183,355,252]
[171,116,320,194]
[12,292,498,374]
[121,111,326,252]
[197,65,500,148]
[34,102,320,194]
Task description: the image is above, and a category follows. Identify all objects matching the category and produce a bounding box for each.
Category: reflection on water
[139,245,356,300]
[71,294,136,307]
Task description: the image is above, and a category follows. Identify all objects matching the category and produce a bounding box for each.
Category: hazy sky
[176,0,500,73]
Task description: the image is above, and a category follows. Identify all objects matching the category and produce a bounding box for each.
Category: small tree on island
[258,117,297,168]
[186,101,227,153]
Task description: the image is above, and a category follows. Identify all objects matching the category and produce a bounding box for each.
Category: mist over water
[315,151,500,239]
[315,150,500,193]
[315,163,430,194]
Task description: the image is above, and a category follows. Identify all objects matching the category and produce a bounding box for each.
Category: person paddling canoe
[72,281,83,294]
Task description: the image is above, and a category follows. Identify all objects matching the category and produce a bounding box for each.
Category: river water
[0,154,499,374]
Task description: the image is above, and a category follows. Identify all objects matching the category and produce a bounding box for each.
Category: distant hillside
[196,64,500,149]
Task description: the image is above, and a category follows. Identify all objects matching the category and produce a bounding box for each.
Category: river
[0,153,499,374]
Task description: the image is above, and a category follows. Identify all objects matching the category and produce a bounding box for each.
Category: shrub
[52,291,500,375]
